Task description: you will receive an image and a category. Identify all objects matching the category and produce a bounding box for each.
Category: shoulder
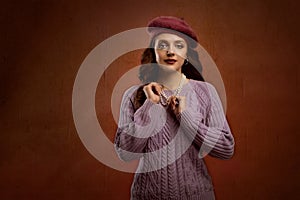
[188,79,216,97]
[187,79,221,108]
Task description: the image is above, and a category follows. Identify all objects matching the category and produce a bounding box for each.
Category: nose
[166,45,175,57]
[166,51,175,57]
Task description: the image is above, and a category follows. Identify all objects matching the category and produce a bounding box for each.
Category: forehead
[154,33,187,43]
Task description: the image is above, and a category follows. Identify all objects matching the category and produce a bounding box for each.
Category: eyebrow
[157,39,185,43]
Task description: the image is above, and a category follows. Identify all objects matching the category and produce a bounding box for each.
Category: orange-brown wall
[1,0,299,199]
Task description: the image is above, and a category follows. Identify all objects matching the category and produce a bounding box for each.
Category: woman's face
[154,33,188,73]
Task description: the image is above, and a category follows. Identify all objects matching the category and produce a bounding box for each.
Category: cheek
[177,49,188,58]
[177,58,185,67]
[176,51,187,66]
[155,50,164,62]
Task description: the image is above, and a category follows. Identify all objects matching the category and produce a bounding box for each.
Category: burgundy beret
[147,16,198,47]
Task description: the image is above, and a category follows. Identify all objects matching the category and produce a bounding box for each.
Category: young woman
[114,16,235,200]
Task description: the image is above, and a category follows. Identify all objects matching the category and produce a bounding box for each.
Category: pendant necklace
[159,74,186,107]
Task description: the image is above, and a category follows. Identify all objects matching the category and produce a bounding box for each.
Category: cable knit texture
[114,80,235,200]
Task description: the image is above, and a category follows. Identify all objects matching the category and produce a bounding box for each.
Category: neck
[156,68,183,90]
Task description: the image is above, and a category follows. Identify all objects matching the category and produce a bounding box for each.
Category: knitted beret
[147,16,198,47]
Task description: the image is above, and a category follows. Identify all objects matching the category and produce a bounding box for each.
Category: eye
[157,41,169,49]
[175,43,185,49]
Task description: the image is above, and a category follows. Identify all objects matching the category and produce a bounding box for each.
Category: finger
[151,83,162,94]
[175,98,179,107]
[143,84,155,98]
[170,96,177,105]
[169,101,175,111]
[151,85,160,95]
[169,96,176,102]
[146,83,157,93]
[169,97,177,110]
[177,96,186,113]
[143,85,150,93]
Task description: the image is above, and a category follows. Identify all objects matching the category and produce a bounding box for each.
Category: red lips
[164,59,177,64]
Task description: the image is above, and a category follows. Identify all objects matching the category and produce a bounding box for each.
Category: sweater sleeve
[114,86,166,162]
[177,82,235,160]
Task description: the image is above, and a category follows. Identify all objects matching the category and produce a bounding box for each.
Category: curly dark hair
[133,38,205,110]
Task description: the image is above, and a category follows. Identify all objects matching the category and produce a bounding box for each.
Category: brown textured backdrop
[0,0,299,199]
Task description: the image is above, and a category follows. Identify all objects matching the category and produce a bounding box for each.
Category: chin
[159,64,182,72]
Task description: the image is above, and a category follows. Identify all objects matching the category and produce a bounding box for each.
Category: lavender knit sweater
[114,80,235,200]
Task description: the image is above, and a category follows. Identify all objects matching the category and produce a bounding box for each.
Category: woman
[114,16,235,200]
